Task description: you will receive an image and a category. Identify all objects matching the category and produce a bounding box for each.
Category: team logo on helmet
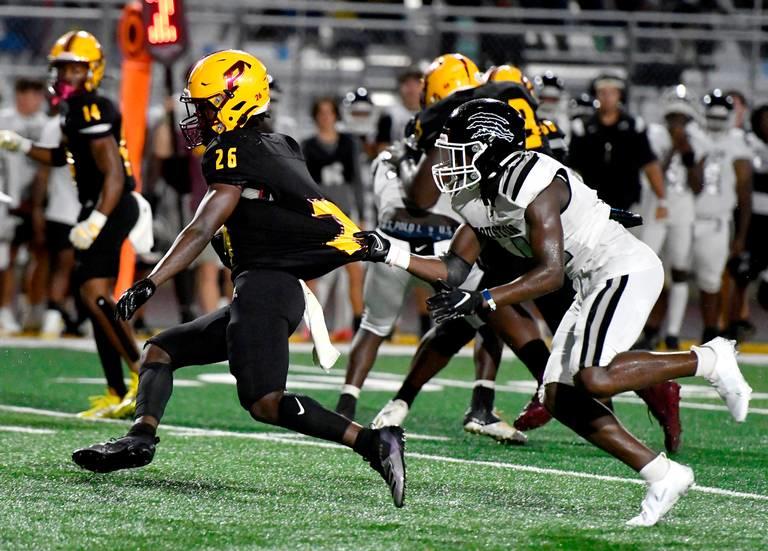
[467,112,516,143]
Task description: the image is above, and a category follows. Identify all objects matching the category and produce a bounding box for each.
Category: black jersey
[59,92,134,205]
[201,127,363,280]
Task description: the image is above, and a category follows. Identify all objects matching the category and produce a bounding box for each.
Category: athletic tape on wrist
[88,210,108,230]
[385,246,410,270]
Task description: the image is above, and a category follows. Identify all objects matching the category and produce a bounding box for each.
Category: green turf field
[1,344,766,550]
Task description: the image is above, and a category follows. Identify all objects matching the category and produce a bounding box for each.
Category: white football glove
[0,130,32,154]
[69,210,107,250]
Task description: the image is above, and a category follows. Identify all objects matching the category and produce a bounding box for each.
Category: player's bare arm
[115,183,240,321]
[642,160,668,219]
[484,178,567,307]
[732,158,753,255]
[90,136,125,217]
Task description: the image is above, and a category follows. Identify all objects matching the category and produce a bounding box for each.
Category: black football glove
[426,287,485,324]
[354,231,391,262]
[211,230,234,270]
[116,278,156,321]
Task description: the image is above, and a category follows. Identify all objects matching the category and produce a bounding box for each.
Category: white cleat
[371,399,409,429]
[698,337,752,422]
[40,309,65,339]
[627,460,694,527]
[0,307,21,334]
[463,409,527,445]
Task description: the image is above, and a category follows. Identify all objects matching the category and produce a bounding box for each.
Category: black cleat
[366,426,406,508]
[72,434,159,473]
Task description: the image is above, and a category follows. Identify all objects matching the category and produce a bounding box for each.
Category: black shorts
[147,269,305,408]
[745,213,768,278]
[45,220,74,254]
[74,192,138,283]
[11,214,32,247]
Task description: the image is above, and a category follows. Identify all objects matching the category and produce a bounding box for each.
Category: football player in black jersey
[68,50,405,507]
[0,31,142,419]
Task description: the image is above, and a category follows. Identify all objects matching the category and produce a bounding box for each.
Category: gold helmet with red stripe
[179,49,270,147]
[48,30,105,99]
[422,53,481,107]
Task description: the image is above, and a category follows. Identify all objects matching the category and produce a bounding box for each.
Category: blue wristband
[481,288,497,311]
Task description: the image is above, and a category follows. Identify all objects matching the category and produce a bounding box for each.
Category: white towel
[128,191,154,254]
[298,279,340,371]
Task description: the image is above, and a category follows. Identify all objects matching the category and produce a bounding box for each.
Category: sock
[419,314,431,337]
[692,345,717,379]
[639,452,671,482]
[352,427,376,460]
[336,385,360,418]
[277,393,350,444]
[394,380,421,407]
[127,421,157,439]
[92,318,127,397]
[135,362,174,421]
[702,326,720,343]
[515,339,550,385]
[471,379,495,411]
[666,282,689,338]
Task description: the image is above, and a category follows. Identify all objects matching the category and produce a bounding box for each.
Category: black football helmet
[535,71,564,101]
[432,98,526,196]
[702,88,734,132]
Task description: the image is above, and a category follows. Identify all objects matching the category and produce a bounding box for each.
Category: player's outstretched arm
[115,184,240,321]
[485,178,567,307]
[0,129,56,165]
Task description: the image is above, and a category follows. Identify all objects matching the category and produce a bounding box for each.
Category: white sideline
[0,424,56,434]
[0,404,766,503]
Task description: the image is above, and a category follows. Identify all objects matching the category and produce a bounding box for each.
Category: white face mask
[431,133,487,196]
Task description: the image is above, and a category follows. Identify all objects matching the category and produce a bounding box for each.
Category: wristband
[87,210,108,230]
[19,137,32,154]
[481,288,497,311]
[385,245,411,270]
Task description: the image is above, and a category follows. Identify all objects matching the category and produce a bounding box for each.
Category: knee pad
[430,318,476,357]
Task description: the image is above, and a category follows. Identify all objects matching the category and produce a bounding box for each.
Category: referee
[568,73,667,217]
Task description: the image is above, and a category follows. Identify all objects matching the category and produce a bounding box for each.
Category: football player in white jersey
[357,98,752,526]
[692,90,752,343]
[638,85,708,350]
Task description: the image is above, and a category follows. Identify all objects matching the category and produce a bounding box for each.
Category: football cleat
[370,399,409,429]
[108,372,139,419]
[627,460,694,526]
[696,337,752,422]
[40,309,65,338]
[76,393,121,419]
[664,335,680,351]
[513,392,553,432]
[364,426,406,508]
[635,382,682,453]
[464,408,527,445]
[72,434,159,473]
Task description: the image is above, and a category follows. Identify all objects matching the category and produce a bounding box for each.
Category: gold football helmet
[48,30,105,99]
[180,49,270,147]
[484,65,534,95]
[422,53,481,108]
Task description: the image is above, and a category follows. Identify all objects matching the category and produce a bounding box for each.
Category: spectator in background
[30,105,80,338]
[302,97,365,338]
[375,68,422,151]
[0,78,47,333]
[568,74,667,214]
[726,89,749,130]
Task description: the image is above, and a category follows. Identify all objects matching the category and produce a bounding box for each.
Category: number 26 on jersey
[215,147,238,170]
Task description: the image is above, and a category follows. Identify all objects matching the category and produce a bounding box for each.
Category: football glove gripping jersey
[355,231,391,263]
[116,278,156,321]
[427,287,485,324]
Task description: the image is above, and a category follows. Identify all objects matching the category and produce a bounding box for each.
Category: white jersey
[697,127,751,219]
[451,150,659,283]
[37,115,79,226]
[645,122,709,224]
[0,107,47,208]
[746,132,768,216]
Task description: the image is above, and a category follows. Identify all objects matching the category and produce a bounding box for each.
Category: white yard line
[0,425,56,434]
[0,403,766,503]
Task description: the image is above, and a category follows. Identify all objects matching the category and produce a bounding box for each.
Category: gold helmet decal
[48,30,105,98]
[179,50,270,147]
[422,53,481,108]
